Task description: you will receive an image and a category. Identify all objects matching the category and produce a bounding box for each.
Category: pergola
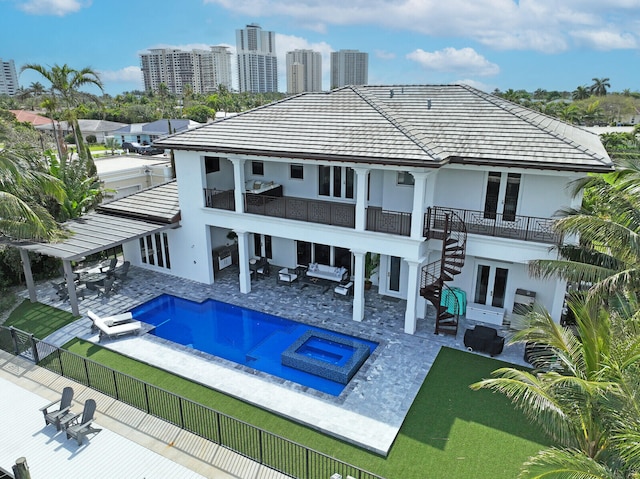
[6,182,180,316]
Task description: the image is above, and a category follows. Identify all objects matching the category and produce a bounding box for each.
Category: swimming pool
[130,294,378,396]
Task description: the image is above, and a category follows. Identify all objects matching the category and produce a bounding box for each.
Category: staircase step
[442,266,461,275]
[437,312,456,321]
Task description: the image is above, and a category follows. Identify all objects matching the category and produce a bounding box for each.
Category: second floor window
[252,161,264,176]
[205,156,220,174]
[397,171,415,186]
[290,164,304,179]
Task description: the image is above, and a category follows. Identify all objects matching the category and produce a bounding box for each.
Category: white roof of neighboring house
[156,84,613,173]
[95,155,170,175]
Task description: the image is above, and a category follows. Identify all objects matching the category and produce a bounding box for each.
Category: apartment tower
[236,24,278,93]
[330,50,368,89]
[0,59,19,96]
[140,46,232,95]
[286,49,322,94]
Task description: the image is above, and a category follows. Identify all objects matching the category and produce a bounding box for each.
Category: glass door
[473,263,509,308]
[483,172,521,221]
[388,256,401,292]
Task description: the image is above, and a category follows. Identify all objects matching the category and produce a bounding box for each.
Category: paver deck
[8,264,527,469]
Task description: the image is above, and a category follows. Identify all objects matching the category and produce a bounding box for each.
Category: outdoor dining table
[81,273,107,286]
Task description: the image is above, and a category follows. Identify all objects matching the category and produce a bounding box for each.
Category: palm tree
[471,297,640,478]
[572,85,590,101]
[590,78,611,97]
[20,63,103,165]
[0,145,66,240]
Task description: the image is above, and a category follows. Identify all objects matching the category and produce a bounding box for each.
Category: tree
[20,63,103,168]
[572,85,590,101]
[590,78,611,97]
[0,142,66,240]
[471,297,640,478]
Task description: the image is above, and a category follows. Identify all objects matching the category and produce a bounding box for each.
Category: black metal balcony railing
[204,188,235,211]
[204,188,412,236]
[425,206,562,244]
[245,193,356,228]
[366,207,411,236]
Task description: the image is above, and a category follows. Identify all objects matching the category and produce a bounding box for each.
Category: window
[140,233,171,270]
[318,165,354,198]
[397,171,415,186]
[204,156,220,174]
[252,161,264,176]
[290,164,304,179]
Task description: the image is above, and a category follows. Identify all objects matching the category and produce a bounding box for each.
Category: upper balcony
[424,206,561,245]
[203,188,412,236]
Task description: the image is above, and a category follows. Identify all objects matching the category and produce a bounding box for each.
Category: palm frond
[518,447,620,479]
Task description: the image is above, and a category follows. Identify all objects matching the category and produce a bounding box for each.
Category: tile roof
[9,110,53,126]
[156,84,613,172]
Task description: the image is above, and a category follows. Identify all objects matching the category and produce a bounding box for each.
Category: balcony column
[230,158,246,213]
[352,250,366,321]
[236,230,252,294]
[353,167,370,231]
[63,259,80,316]
[404,258,424,334]
[410,172,431,239]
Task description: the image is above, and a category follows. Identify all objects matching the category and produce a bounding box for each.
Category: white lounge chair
[87,310,141,342]
[334,281,354,298]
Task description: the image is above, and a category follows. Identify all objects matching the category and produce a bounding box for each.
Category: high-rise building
[286,50,322,94]
[236,24,278,93]
[140,46,232,95]
[0,59,19,96]
[330,50,368,89]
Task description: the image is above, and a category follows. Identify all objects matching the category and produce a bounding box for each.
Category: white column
[236,230,251,294]
[231,158,246,214]
[404,258,423,334]
[550,278,568,323]
[410,172,430,239]
[19,249,37,303]
[352,250,366,322]
[353,167,369,231]
[62,259,80,316]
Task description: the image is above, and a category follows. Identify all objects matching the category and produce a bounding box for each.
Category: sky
[1,0,639,96]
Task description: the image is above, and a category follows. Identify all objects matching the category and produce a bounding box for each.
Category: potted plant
[364,252,379,290]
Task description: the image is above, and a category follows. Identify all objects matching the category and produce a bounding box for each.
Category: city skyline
[2,0,639,96]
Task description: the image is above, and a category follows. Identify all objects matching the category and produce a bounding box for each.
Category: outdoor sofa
[306,263,348,283]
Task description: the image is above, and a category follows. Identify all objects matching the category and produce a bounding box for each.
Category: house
[9,110,54,127]
[95,154,173,200]
[112,119,202,146]
[137,85,613,335]
[36,119,127,143]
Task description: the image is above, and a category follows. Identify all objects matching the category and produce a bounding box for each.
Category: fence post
[144,383,151,413]
[29,334,39,364]
[113,370,119,400]
[9,326,19,356]
[84,358,91,387]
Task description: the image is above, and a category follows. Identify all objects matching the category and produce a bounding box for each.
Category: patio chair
[113,261,130,281]
[97,277,116,297]
[100,258,118,275]
[62,398,102,445]
[40,386,74,431]
[88,310,141,341]
[277,267,298,286]
[333,281,354,298]
[52,282,68,301]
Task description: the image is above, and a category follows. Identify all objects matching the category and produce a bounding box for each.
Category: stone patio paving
[20,263,527,455]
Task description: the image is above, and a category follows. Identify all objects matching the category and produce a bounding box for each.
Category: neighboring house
[132,84,613,336]
[95,154,173,200]
[112,119,202,146]
[36,119,127,143]
[9,110,54,127]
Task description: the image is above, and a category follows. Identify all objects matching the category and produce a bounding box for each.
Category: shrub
[86,134,97,144]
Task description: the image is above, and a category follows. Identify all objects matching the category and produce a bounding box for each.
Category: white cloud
[205,0,640,53]
[455,79,495,92]
[375,50,396,60]
[98,66,142,84]
[17,0,89,16]
[570,29,638,50]
[407,47,500,76]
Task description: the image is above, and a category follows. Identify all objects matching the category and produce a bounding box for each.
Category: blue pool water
[130,294,378,396]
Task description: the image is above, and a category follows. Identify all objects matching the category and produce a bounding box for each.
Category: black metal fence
[0,326,385,479]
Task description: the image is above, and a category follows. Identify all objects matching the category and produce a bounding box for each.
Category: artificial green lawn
[3,300,550,478]
[62,338,550,479]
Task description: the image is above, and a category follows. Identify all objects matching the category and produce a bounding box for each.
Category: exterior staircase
[421,208,468,335]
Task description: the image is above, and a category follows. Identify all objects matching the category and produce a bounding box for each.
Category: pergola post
[19,249,37,303]
[62,260,80,316]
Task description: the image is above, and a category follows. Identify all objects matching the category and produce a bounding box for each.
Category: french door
[318,166,355,198]
[473,262,509,308]
[483,172,521,222]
